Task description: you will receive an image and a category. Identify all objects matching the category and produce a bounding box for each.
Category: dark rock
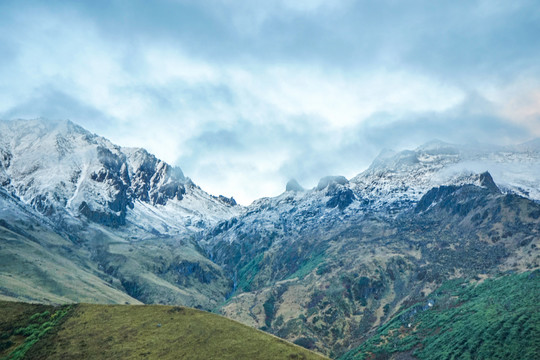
[415,185,458,213]
[218,195,237,206]
[78,201,126,227]
[479,171,501,194]
[326,186,355,210]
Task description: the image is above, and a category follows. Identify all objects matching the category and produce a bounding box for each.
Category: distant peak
[516,138,540,152]
[1,118,91,137]
[316,176,348,190]
[285,179,305,192]
[415,139,459,155]
[416,139,452,150]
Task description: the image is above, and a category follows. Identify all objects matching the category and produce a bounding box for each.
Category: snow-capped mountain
[0,119,240,237]
[0,120,538,356]
[203,139,540,356]
[207,138,540,249]
[351,139,540,212]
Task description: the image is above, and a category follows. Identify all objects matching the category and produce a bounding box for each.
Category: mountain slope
[0,301,328,360]
[0,187,139,304]
[340,271,540,360]
[210,180,539,357]
[0,120,538,358]
[0,119,241,308]
[0,119,240,236]
[203,140,540,357]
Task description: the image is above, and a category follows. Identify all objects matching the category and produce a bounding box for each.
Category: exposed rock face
[0,118,241,309]
[478,171,501,194]
[216,195,237,206]
[325,184,355,210]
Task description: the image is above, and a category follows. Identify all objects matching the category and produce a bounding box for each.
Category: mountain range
[0,119,538,358]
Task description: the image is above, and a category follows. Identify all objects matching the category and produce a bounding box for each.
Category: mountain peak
[516,138,540,152]
[416,139,453,150]
[285,179,305,192]
[0,118,238,234]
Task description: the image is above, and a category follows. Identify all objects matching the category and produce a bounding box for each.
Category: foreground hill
[0,301,328,360]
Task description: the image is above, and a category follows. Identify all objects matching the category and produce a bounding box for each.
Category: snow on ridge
[236,139,540,230]
[0,118,240,235]
[351,139,540,208]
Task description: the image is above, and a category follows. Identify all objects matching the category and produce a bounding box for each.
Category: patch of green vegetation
[287,253,326,280]
[263,294,277,328]
[340,271,540,360]
[1,304,71,360]
[237,253,264,292]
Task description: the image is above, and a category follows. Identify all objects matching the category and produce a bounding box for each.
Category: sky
[1,0,539,204]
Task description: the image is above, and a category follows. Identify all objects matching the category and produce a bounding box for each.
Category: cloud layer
[1,0,539,204]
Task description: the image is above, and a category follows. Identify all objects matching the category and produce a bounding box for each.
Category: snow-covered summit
[0,119,240,236]
[351,139,540,211]
[209,138,540,246]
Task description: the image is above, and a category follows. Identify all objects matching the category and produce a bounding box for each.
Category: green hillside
[340,271,540,360]
[0,222,139,305]
[0,302,328,360]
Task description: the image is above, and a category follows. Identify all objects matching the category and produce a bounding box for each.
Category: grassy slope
[0,302,328,360]
[340,271,540,360]
[0,224,139,305]
[0,189,231,309]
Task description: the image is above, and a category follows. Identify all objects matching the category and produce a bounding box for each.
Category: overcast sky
[1,0,539,204]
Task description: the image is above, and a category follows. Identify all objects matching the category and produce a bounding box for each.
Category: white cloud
[0,0,537,204]
[485,79,540,137]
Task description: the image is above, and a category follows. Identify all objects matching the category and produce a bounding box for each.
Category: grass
[236,253,264,292]
[287,253,326,281]
[3,307,71,360]
[340,271,540,360]
[0,302,71,360]
[0,223,138,305]
[0,301,328,360]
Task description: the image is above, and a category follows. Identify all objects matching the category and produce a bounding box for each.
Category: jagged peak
[478,171,501,194]
[122,147,185,181]
[0,118,237,232]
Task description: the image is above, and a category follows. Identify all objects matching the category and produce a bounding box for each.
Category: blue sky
[1,0,539,204]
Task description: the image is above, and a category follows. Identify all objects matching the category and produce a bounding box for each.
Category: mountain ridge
[0,118,538,358]
[0,118,240,236]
